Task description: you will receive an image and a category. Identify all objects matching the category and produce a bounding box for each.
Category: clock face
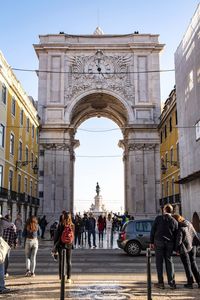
[86,58,114,78]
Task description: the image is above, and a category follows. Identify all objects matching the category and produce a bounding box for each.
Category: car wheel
[126,241,141,256]
[196,246,200,257]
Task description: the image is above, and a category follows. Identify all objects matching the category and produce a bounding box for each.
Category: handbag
[0,237,10,264]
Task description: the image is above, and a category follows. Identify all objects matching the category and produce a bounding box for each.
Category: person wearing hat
[0,214,11,294]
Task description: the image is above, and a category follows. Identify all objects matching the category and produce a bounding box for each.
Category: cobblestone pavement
[1,275,200,300]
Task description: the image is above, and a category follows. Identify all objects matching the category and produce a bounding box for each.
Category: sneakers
[30,272,35,277]
[25,270,31,277]
[169,283,176,289]
[66,278,72,284]
[154,282,165,289]
[0,288,11,294]
[184,283,193,289]
[51,252,58,262]
[4,273,9,278]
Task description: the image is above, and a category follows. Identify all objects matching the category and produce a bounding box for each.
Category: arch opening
[74,117,124,215]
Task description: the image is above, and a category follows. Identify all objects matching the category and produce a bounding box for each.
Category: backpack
[61,225,74,244]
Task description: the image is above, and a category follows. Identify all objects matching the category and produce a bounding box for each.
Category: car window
[125,222,134,233]
[136,221,153,232]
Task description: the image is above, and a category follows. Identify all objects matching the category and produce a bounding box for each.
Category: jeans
[58,247,72,279]
[0,263,5,290]
[154,240,175,284]
[17,230,22,246]
[180,246,200,284]
[4,249,11,274]
[88,229,96,247]
[25,238,38,274]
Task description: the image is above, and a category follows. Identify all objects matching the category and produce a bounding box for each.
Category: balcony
[159,193,181,207]
[0,187,40,207]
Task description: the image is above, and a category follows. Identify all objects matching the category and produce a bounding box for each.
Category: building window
[0,124,5,148]
[20,110,23,126]
[39,191,43,198]
[18,141,22,161]
[17,174,21,193]
[176,142,179,163]
[172,178,175,202]
[35,182,38,197]
[30,181,33,196]
[170,147,173,165]
[31,152,34,167]
[24,177,28,193]
[2,85,7,104]
[36,128,39,144]
[164,124,167,139]
[161,183,164,198]
[169,117,172,132]
[32,125,34,138]
[175,110,178,125]
[0,165,3,187]
[166,181,169,197]
[8,170,13,191]
[26,118,30,132]
[25,146,28,162]
[165,152,168,170]
[160,131,163,143]
[195,120,200,141]
[10,133,14,155]
[11,97,16,116]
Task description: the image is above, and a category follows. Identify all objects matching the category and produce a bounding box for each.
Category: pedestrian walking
[39,215,48,239]
[173,214,200,289]
[14,214,23,247]
[150,204,178,289]
[3,215,17,278]
[0,214,11,294]
[53,211,74,283]
[87,213,97,248]
[23,216,40,277]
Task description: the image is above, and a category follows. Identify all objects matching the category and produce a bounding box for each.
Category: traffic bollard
[60,248,66,300]
[146,248,152,300]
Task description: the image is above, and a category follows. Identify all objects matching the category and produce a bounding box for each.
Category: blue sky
[0,0,199,213]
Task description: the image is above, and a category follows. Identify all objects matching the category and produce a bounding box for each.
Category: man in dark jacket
[86,213,97,248]
[150,204,178,289]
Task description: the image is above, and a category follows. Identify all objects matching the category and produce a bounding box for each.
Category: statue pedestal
[89,194,107,217]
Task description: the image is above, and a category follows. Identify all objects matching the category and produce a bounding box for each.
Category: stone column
[42,138,79,220]
[2,201,7,216]
[21,204,25,224]
[12,202,17,222]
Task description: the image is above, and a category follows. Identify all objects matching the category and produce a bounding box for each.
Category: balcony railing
[159,193,181,207]
[0,187,40,206]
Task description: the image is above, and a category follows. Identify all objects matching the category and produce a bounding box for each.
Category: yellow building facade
[0,51,39,222]
[158,88,181,213]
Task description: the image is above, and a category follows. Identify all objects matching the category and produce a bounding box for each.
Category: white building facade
[175,5,200,229]
[34,29,164,220]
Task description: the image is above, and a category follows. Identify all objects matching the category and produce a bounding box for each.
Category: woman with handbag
[53,211,74,283]
[173,214,200,289]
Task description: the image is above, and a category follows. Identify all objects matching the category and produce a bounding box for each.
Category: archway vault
[69,91,130,130]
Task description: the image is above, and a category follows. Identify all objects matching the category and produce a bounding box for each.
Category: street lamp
[161,159,179,174]
[15,160,38,174]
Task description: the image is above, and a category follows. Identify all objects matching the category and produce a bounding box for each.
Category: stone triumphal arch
[34,28,164,219]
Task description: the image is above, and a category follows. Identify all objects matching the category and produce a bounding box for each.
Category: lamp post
[15,160,38,174]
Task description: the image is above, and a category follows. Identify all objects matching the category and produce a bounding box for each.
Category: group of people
[150,204,200,289]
